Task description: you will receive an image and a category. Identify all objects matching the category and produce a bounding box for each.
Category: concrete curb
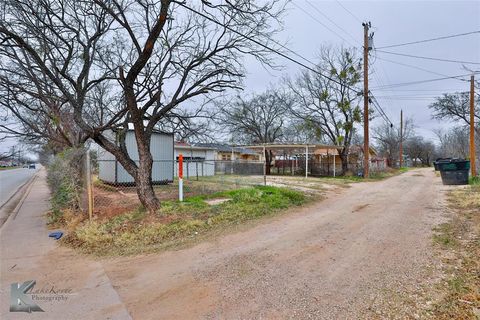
[0,171,39,231]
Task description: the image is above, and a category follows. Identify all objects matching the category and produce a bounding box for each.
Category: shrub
[46,148,86,221]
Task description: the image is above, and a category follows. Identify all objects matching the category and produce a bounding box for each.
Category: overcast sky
[1,1,479,155]
[242,0,480,142]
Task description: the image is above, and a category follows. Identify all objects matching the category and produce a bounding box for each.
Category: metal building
[174,142,216,177]
[98,130,174,184]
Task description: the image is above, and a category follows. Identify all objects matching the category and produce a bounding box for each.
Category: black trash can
[438,159,470,185]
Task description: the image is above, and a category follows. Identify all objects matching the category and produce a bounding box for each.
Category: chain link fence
[89,159,267,217]
[85,156,388,217]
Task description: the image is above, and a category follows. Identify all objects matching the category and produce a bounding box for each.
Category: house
[97,129,174,184]
[174,142,216,177]
[311,145,384,175]
[195,143,261,161]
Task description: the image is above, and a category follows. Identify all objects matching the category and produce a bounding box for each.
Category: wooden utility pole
[363,22,370,178]
[399,109,403,168]
[470,75,477,177]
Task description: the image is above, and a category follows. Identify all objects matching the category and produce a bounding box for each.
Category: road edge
[0,170,39,230]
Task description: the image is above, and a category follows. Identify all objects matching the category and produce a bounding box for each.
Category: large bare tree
[0,0,285,213]
[217,88,293,174]
[429,91,480,134]
[286,47,363,174]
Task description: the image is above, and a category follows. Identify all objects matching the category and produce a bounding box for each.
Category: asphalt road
[0,167,37,208]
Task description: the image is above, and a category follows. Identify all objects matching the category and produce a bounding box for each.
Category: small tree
[373,117,414,167]
[286,47,363,174]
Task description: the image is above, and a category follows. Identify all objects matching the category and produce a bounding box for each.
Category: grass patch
[63,186,307,256]
[469,176,480,185]
[432,223,458,247]
[428,184,480,319]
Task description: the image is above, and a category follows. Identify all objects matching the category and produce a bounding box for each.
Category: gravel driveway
[103,168,448,319]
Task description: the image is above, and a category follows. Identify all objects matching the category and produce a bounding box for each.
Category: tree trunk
[265,149,272,175]
[135,142,160,214]
[339,152,349,175]
[93,133,160,214]
[135,163,160,214]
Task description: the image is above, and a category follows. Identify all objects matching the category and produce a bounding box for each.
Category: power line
[374,55,455,78]
[374,89,467,92]
[369,93,393,126]
[305,0,360,46]
[370,73,476,89]
[370,65,395,122]
[376,49,480,65]
[376,30,480,49]
[177,3,363,94]
[292,2,352,45]
[335,0,362,24]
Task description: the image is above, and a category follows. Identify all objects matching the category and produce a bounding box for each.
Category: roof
[175,142,216,151]
[195,143,259,155]
[112,127,173,136]
[240,143,342,154]
[349,145,377,156]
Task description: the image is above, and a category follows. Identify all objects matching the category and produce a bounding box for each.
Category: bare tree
[217,88,293,174]
[429,92,480,134]
[373,117,415,167]
[0,0,286,213]
[404,136,436,166]
[286,47,363,174]
[433,126,478,160]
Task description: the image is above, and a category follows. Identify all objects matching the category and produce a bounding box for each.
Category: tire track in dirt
[102,168,446,319]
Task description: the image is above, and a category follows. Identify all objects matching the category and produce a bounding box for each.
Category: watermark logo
[10,280,73,313]
[10,280,44,313]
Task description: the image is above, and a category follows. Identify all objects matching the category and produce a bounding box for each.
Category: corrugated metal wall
[98,130,174,184]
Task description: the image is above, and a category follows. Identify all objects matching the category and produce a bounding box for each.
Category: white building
[174,142,216,177]
[98,130,174,184]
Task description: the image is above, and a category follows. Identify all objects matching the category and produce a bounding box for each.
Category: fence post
[305,146,308,179]
[196,161,199,180]
[263,145,266,186]
[86,151,93,220]
[333,153,336,177]
[179,154,183,201]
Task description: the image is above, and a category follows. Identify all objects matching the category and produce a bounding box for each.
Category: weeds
[429,184,480,319]
[64,186,306,256]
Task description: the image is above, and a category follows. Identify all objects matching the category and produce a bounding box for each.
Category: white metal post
[305,146,308,178]
[179,179,183,201]
[179,154,184,202]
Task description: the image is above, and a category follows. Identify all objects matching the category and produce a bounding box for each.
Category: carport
[239,143,342,184]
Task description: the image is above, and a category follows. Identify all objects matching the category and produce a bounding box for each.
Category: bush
[46,148,86,221]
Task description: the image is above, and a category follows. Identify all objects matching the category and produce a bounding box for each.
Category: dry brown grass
[429,185,480,319]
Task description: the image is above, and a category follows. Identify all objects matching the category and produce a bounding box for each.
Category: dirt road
[103,168,448,319]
